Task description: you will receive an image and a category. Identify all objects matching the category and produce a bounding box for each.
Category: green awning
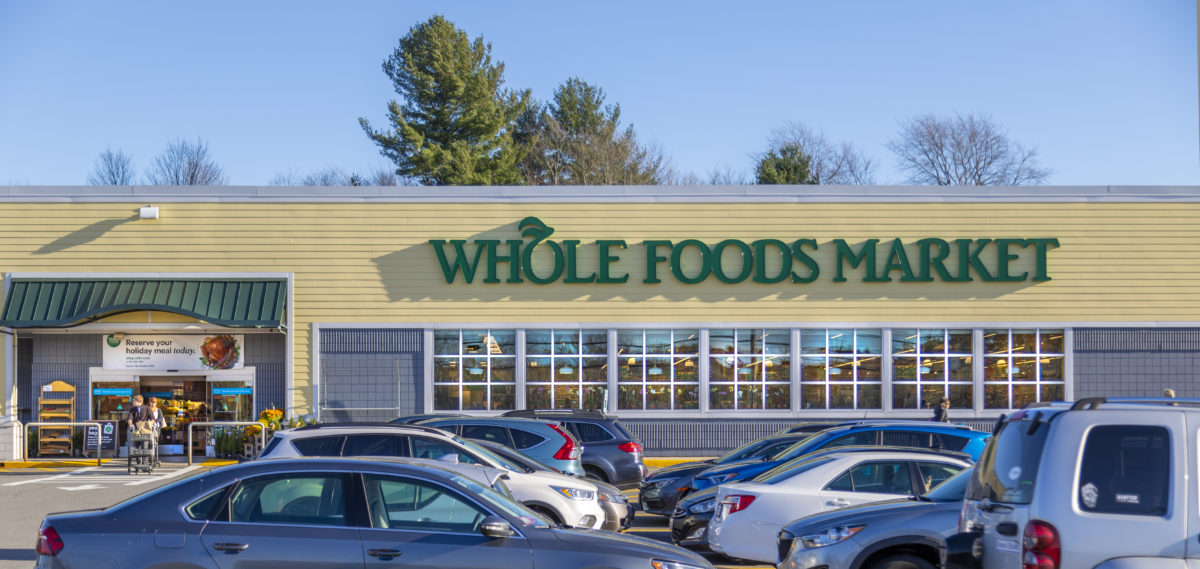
[0,279,287,329]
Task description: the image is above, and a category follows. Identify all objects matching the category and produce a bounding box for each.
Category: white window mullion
[699,329,710,413]
[515,329,526,410]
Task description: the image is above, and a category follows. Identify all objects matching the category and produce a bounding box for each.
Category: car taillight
[720,494,756,515]
[548,424,579,461]
[1022,520,1060,569]
[618,441,642,454]
[35,526,63,556]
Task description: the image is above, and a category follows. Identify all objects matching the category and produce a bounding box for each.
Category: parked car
[708,449,972,564]
[33,457,715,569]
[259,423,602,529]
[419,416,587,477]
[688,423,990,494]
[669,446,966,553]
[947,397,1192,569]
[776,420,960,436]
[777,467,973,569]
[671,486,721,551]
[641,432,813,515]
[473,438,634,531]
[503,409,646,487]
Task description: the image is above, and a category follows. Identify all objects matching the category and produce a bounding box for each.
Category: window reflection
[433,330,516,411]
[983,329,1065,409]
[618,329,699,410]
[797,329,881,410]
[891,329,974,411]
[525,329,607,410]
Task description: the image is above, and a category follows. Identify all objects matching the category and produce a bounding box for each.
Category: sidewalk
[644,456,711,469]
[0,455,238,469]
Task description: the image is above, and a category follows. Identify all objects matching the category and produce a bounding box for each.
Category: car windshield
[445,472,549,528]
[772,431,835,461]
[924,467,973,502]
[752,456,835,484]
[455,437,528,472]
[719,438,786,464]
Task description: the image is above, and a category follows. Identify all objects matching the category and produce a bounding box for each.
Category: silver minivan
[947,398,1187,569]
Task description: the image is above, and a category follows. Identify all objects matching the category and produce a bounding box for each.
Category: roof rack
[294,422,451,436]
[1067,397,1200,410]
[501,409,609,419]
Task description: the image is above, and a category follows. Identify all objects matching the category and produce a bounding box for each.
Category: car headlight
[650,560,708,569]
[553,486,597,501]
[599,491,625,504]
[799,525,865,548]
[688,498,717,514]
[647,476,679,490]
[702,472,736,485]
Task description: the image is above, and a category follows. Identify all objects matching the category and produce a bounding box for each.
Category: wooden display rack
[38,380,76,456]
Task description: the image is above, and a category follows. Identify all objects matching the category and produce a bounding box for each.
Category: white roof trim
[1,185,1199,203]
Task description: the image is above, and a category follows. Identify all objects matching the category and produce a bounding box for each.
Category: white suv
[259,423,605,529]
[947,397,1190,569]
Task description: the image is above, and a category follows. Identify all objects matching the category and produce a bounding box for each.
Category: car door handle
[367,549,404,559]
[212,542,249,552]
[826,498,849,507]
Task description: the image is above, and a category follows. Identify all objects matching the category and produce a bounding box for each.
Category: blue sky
[0,1,1195,186]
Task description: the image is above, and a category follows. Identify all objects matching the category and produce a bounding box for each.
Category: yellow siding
[3,200,1200,413]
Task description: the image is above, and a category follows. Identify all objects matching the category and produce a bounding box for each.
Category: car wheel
[527,505,562,526]
[584,466,609,483]
[869,553,937,569]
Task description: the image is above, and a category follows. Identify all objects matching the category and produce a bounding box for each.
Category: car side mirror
[480,516,515,539]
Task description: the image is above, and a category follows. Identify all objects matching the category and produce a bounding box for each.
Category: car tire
[584,466,609,483]
[869,553,937,569]
[527,505,563,526]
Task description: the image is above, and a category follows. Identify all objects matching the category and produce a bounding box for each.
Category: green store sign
[429,217,1059,285]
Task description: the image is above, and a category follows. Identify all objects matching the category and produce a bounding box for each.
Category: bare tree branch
[86,147,136,185]
[145,138,227,185]
[887,113,1052,186]
[764,121,878,185]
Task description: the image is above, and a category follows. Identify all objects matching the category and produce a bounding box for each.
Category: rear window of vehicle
[570,422,614,443]
[881,430,934,448]
[261,435,283,457]
[1077,425,1170,517]
[509,428,546,449]
[966,418,1050,504]
[940,434,970,451]
[826,430,877,447]
[609,420,637,441]
[291,435,343,456]
[461,425,511,446]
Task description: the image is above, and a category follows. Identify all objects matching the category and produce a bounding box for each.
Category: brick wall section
[319,329,424,422]
[1074,328,1200,399]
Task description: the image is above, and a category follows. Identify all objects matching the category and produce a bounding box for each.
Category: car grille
[778,537,795,563]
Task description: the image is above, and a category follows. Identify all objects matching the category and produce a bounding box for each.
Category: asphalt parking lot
[0,457,768,569]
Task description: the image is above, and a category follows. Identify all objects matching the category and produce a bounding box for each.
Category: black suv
[503,409,646,487]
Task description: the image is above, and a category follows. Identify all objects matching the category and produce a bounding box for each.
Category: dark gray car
[33,457,713,569]
[777,467,972,569]
[504,409,646,487]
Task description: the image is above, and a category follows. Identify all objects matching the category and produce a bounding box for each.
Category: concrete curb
[644,457,711,468]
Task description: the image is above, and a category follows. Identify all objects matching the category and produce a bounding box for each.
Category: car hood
[524,469,596,489]
[677,486,720,508]
[782,498,959,535]
[548,527,712,565]
[648,459,714,479]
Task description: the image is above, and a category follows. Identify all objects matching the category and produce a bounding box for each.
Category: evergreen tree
[755,143,818,185]
[360,16,529,186]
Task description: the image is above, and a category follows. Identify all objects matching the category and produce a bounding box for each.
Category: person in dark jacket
[932,397,951,422]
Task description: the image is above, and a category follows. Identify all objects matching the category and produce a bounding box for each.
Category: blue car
[688,422,989,492]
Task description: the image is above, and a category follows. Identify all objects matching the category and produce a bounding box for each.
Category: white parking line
[2,466,99,486]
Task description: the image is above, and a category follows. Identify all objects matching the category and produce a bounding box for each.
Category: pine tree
[359,16,529,186]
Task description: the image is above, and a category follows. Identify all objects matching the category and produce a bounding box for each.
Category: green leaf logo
[106,334,122,348]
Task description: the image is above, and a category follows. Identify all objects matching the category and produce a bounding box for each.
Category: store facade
[0,185,1197,458]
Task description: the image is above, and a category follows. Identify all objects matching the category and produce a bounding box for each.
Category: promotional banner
[102,334,244,371]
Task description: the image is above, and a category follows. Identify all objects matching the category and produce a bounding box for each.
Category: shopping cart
[128,431,159,474]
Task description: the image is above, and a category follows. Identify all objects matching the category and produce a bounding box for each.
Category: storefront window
[210,381,254,422]
[709,329,790,410]
[617,329,699,410]
[800,329,882,409]
[983,329,1065,409]
[433,329,516,411]
[891,329,973,410]
[525,329,608,410]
